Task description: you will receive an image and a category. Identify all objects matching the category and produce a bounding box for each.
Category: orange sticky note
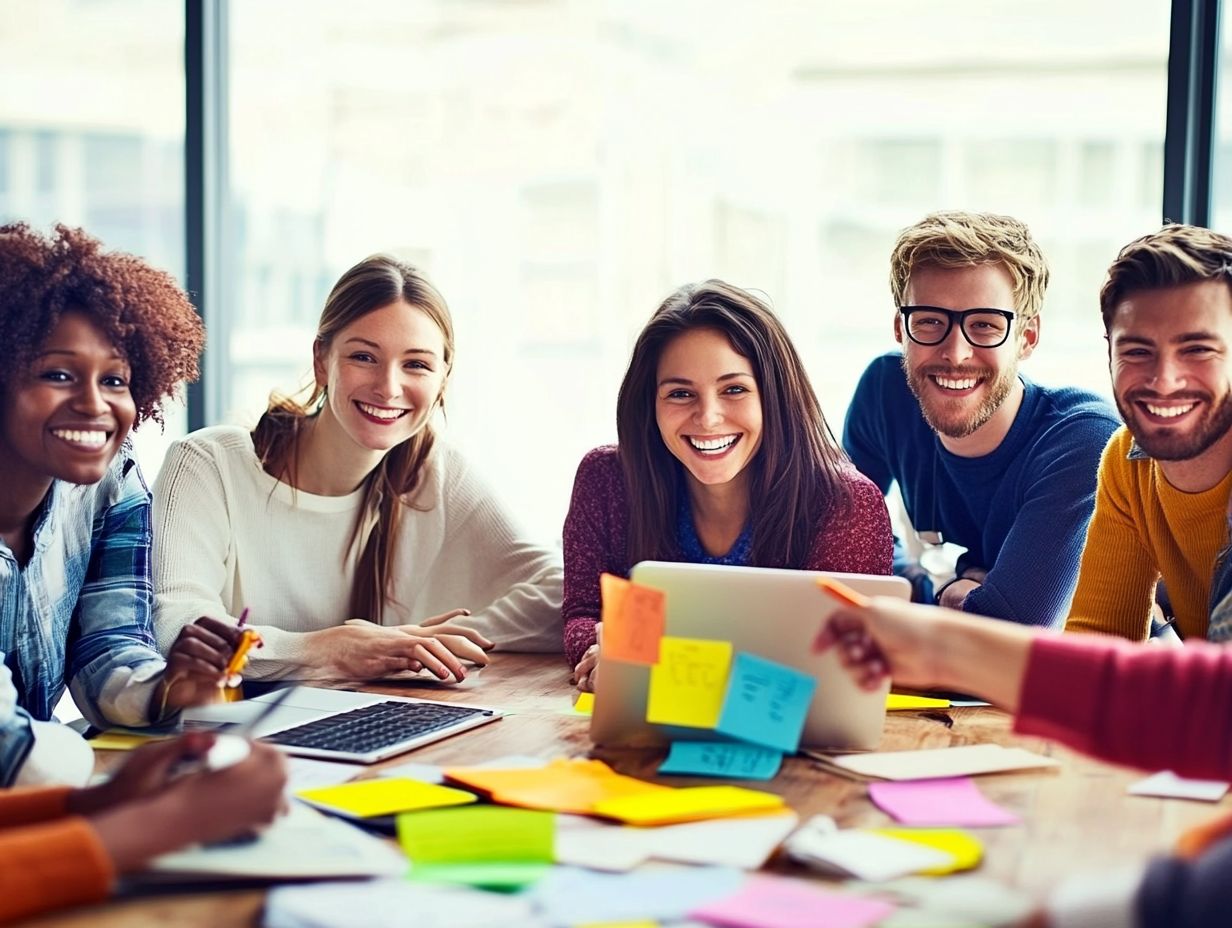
[592,785,786,826]
[444,758,671,814]
[600,573,666,665]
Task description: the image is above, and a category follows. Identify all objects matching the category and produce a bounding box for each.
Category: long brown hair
[252,255,454,622]
[616,280,850,569]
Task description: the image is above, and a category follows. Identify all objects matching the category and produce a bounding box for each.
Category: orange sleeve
[0,817,114,924]
[0,786,74,827]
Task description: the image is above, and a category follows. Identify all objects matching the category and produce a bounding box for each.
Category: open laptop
[589,562,911,751]
[182,686,501,764]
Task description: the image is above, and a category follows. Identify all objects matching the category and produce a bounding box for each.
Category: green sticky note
[397,806,554,864]
[407,862,551,890]
[646,636,733,728]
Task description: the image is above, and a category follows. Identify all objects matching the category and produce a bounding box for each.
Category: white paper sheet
[1128,770,1230,802]
[818,743,1058,780]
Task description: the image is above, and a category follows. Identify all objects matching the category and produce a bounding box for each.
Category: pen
[225,608,262,679]
[816,576,872,609]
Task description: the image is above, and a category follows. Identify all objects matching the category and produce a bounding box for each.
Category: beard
[902,357,1017,440]
[1116,389,1232,461]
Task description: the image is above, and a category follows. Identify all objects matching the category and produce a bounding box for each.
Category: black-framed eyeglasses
[899,306,1017,348]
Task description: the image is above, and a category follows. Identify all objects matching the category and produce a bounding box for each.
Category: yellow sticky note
[646,637,733,728]
[572,692,595,715]
[89,731,171,751]
[592,785,785,826]
[601,573,666,665]
[297,778,476,818]
[445,758,669,814]
[872,827,982,874]
[886,694,951,711]
[398,806,554,863]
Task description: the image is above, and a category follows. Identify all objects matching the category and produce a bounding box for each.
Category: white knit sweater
[151,426,562,678]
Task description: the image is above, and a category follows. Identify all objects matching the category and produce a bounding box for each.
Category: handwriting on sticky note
[646,637,733,728]
[659,741,783,781]
[715,652,816,753]
[689,874,895,928]
[397,806,554,863]
[600,573,666,665]
[296,778,476,818]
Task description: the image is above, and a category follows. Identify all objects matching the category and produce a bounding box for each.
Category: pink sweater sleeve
[1015,634,1232,780]
[804,466,893,576]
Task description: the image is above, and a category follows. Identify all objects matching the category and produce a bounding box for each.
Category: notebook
[590,562,910,751]
[182,686,502,764]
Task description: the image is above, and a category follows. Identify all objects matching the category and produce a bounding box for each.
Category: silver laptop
[182,686,502,764]
[589,562,910,751]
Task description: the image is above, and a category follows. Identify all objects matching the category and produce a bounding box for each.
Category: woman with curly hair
[0,222,247,787]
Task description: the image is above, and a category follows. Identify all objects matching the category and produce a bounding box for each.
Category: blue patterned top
[675,493,754,566]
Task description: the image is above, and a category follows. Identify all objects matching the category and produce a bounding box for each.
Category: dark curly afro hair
[0,222,205,428]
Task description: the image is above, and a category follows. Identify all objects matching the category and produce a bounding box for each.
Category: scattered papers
[142,802,407,882]
[601,573,667,665]
[659,742,783,781]
[573,692,595,715]
[264,880,538,928]
[284,757,361,795]
[845,876,1032,927]
[690,874,895,928]
[646,637,733,728]
[555,812,798,871]
[1129,770,1230,802]
[787,828,955,882]
[871,829,983,875]
[297,778,476,818]
[715,653,816,753]
[593,785,784,826]
[444,758,670,814]
[868,777,1020,827]
[532,865,747,926]
[885,694,950,711]
[818,743,1059,781]
[399,806,554,889]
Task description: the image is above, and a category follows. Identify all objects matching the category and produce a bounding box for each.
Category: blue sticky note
[658,741,783,780]
[715,652,816,753]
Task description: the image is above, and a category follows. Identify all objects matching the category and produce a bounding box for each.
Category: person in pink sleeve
[565,279,893,690]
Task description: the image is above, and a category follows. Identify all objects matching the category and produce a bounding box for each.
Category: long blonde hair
[252,254,455,622]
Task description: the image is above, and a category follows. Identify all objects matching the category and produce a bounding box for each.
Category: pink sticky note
[868,776,1020,827]
[689,875,894,928]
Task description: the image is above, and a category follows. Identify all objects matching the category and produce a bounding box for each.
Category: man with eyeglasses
[843,211,1119,626]
[1067,224,1232,643]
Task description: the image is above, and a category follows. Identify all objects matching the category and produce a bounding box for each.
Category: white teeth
[1146,403,1195,419]
[689,435,737,453]
[52,429,107,448]
[357,402,405,420]
[933,377,978,391]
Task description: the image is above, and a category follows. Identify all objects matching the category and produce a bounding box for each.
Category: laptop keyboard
[263,700,491,754]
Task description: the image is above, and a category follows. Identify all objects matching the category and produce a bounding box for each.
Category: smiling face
[313,299,448,457]
[1109,279,1232,463]
[654,327,763,492]
[897,263,1038,445]
[0,310,136,495]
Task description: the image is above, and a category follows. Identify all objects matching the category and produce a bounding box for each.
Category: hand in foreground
[68,732,218,815]
[394,608,494,666]
[312,621,468,683]
[89,741,287,872]
[812,596,942,691]
[153,617,249,717]
[571,622,602,692]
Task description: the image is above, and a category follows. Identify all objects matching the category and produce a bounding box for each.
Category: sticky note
[593,785,784,826]
[658,741,783,781]
[786,828,956,882]
[296,778,476,818]
[398,806,554,863]
[885,694,951,710]
[646,637,733,728]
[689,874,895,928]
[572,692,595,715]
[444,758,670,814]
[871,828,983,874]
[89,731,172,751]
[601,573,666,665]
[408,861,551,890]
[715,652,816,753]
[868,777,1020,827]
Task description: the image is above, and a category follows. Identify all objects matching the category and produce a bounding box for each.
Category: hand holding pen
[151,610,263,719]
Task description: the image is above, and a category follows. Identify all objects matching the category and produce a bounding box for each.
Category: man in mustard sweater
[1067,224,1232,642]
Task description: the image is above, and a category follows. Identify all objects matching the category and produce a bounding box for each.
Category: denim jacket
[0,443,166,784]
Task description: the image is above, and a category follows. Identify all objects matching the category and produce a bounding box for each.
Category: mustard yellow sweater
[1067,427,1232,641]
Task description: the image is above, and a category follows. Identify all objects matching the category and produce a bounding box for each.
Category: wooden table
[27,653,1226,926]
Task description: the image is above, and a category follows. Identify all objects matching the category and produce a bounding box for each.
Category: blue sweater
[842,352,1120,627]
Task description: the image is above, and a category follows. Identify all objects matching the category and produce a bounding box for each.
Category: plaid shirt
[0,443,165,784]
